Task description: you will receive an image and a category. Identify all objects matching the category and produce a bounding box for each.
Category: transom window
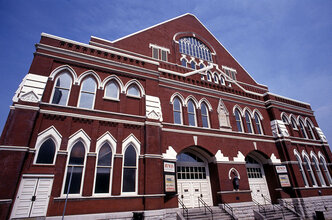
[179,37,212,61]
[95,143,112,194]
[51,72,72,106]
[78,77,97,109]
[187,100,196,126]
[105,81,119,100]
[177,166,206,180]
[36,138,56,164]
[177,152,203,163]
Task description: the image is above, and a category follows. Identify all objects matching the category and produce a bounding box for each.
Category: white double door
[178,180,212,208]
[11,177,53,219]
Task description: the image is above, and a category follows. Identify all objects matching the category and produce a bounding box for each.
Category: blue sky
[0,0,331,144]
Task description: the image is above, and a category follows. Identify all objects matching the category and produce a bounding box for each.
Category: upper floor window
[220,76,225,85]
[127,84,140,97]
[222,67,237,80]
[187,100,197,126]
[173,97,182,125]
[234,109,243,132]
[245,111,253,133]
[206,71,212,82]
[312,155,326,186]
[319,156,332,185]
[254,113,263,135]
[201,103,209,128]
[282,115,289,124]
[78,77,97,109]
[105,81,119,100]
[95,143,113,194]
[190,61,196,69]
[306,121,316,140]
[213,73,219,83]
[179,37,212,61]
[303,155,317,186]
[122,145,137,193]
[299,120,308,138]
[150,44,169,62]
[181,59,187,67]
[35,138,56,164]
[295,153,309,187]
[291,117,298,129]
[51,72,72,106]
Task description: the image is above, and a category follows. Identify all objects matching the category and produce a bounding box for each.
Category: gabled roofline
[264,92,311,106]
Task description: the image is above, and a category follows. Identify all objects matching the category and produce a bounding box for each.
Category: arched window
[220,76,225,85]
[122,145,137,193]
[190,61,196,69]
[173,97,182,125]
[95,143,113,194]
[213,73,219,83]
[127,84,140,97]
[206,71,212,82]
[234,109,243,132]
[319,156,332,185]
[51,72,72,106]
[181,59,187,67]
[179,37,212,61]
[312,155,326,186]
[282,115,289,124]
[199,63,205,69]
[299,120,308,139]
[187,100,197,126]
[291,117,298,129]
[307,122,316,140]
[245,111,253,133]
[254,113,263,135]
[78,77,96,109]
[105,81,119,100]
[295,153,309,187]
[201,102,209,128]
[303,155,317,186]
[64,141,85,194]
[35,138,56,164]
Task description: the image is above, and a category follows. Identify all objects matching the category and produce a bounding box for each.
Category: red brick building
[1,14,331,219]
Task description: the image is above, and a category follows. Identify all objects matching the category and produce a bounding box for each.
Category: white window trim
[124,80,145,98]
[318,152,332,186]
[294,149,309,187]
[233,105,244,133]
[50,72,73,106]
[121,134,141,195]
[33,126,62,165]
[187,100,197,127]
[92,132,117,196]
[77,76,97,109]
[102,77,123,101]
[311,152,326,187]
[244,111,254,134]
[302,151,318,187]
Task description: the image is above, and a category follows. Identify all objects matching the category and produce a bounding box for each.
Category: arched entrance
[177,148,213,208]
[245,152,271,204]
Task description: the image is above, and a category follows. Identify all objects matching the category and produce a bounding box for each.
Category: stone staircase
[182,206,233,220]
[254,204,302,220]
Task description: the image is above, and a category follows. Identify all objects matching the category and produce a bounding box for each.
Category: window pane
[69,142,85,165]
[173,98,181,110]
[235,110,242,132]
[245,112,252,133]
[189,114,196,126]
[82,77,96,92]
[152,48,159,59]
[64,166,83,194]
[181,59,187,67]
[161,50,167,61]
[98,143,112,166]
[105,81,119,99]
[36,139,56,164]
[174,112,181,124]
[188,101,195,113]
[52,88,69,105]
[79,93,94,109]
[190,61,195,69]
[124,145,136,166]
[56,73,72,89]
[122,168,136,192]
[95,167,111,193]
[255,114,262,134]
[128,85,140,97]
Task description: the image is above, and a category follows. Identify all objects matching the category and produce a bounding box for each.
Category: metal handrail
[178,198,188,219]
[252,198,266,216]
[198,197,213,219]
[279,199,302,217]
[222,201,237,220]
[261,194,285,219]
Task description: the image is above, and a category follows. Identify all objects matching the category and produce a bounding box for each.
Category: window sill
[126,94,141,99]
[103,97,120,102]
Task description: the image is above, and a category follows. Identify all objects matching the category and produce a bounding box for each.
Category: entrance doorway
[11,177,53,219]
[177,150,213,208]
[246,155,271,204]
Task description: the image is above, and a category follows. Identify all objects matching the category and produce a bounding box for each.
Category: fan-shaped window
[299,120,308,138]
[190,61,196,69]
[303,155,317,186]
[127,84,140,97]
[187,100,196,126]
[78,77,96,109]
[307,122,316,140]
[312,155,325,186]
[245,111,253,133]
[64,141,86,194]
[295,154,309,187]
[122,145,137,193]
[254,113,263,135]
[36,139,56,164]
[51,72,72,106]
[177,152,203,163]
[173,97,182,125]
[319,156,332,185]
[201,102,209,128]
[179,37,212,61]
[105,81,119,100]
[95,143,113,194]
[235,109,243,132]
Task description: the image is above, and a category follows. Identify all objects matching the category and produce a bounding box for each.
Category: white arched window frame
[234,108,243,132]
[121,134,140,195]
[62,129,90,197]
[244,111,253,134]
[290,115,298,130]
[181,57,188,67]
[311,152,326,186]
[220,75,225,85]
[213,73,219,83]
[254,112,263,135]
[104,80,120,101]
[281,113,289,125]
[302,152,318,187]
[187,99,197,127]
[172,97,183,125]
[318,153,332,186]
[78,76,97,109]
[93,132,116,196]
[294,149,309,187]
[190,60,196,70]
[298,119,308,139]
[206,71,212,82]
[33,126,62,165]
[50,72,73,106]
[306,119,316,140]
[200,102,210,128]
[125,80,145,98]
